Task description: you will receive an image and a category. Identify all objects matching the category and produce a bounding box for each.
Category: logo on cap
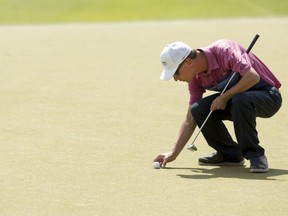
[161,61,167,66]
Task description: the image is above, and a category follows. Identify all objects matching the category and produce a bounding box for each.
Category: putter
[187,34,260,151]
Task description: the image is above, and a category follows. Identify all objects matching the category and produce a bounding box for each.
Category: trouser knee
[190,103,204,121]
[191,94,219,122]
[190,103,198,118]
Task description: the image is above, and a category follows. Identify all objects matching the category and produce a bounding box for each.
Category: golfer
[154,40,282,173]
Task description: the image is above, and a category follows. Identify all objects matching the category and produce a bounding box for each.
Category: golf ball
[153,161,161,169]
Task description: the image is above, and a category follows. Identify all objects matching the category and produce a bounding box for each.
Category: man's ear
[185,57,194,66]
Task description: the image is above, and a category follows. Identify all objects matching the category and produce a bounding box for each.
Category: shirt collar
[197,48,219,74]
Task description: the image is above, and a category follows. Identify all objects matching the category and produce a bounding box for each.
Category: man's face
[173,60,194,83]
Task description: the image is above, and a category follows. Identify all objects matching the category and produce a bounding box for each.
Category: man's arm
[153,106,197,167]
[211,68,260,110]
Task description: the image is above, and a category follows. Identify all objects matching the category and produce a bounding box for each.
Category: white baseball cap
[160,42,192,80]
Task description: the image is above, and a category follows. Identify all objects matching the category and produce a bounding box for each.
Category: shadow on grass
[164,166,288,181]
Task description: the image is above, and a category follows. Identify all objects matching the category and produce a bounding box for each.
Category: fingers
[162,158,167,168]
[211,95,228,110]
[153,154,166,168]
[153,154,164,163]
[153,153,173,168]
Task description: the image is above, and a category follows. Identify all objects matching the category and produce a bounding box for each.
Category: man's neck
[195,50,208,74]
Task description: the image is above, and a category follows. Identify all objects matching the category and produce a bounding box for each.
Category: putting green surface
[0,18,287,215]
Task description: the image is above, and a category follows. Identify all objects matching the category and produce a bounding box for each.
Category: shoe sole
[198,160,245,166]
[250,168,269,173]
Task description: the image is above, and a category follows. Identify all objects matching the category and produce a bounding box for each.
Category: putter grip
[246,34,259,53]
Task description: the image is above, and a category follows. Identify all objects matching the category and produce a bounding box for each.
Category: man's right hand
[153,152,176,168]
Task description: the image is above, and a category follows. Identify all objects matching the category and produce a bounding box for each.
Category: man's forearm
[223,69,260,100]
[171,117,197,157]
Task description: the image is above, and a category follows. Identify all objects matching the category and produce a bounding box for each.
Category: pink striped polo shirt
[188,39,281,105]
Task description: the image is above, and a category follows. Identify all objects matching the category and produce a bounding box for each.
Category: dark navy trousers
[191,87,282,159]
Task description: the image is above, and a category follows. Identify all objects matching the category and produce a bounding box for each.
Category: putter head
[187,144,197,152]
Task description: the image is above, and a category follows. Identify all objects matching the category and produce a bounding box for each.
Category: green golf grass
[0,0,287,24]
[1,18,288,215]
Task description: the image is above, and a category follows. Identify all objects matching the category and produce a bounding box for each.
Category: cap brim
[160,68,176,81]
